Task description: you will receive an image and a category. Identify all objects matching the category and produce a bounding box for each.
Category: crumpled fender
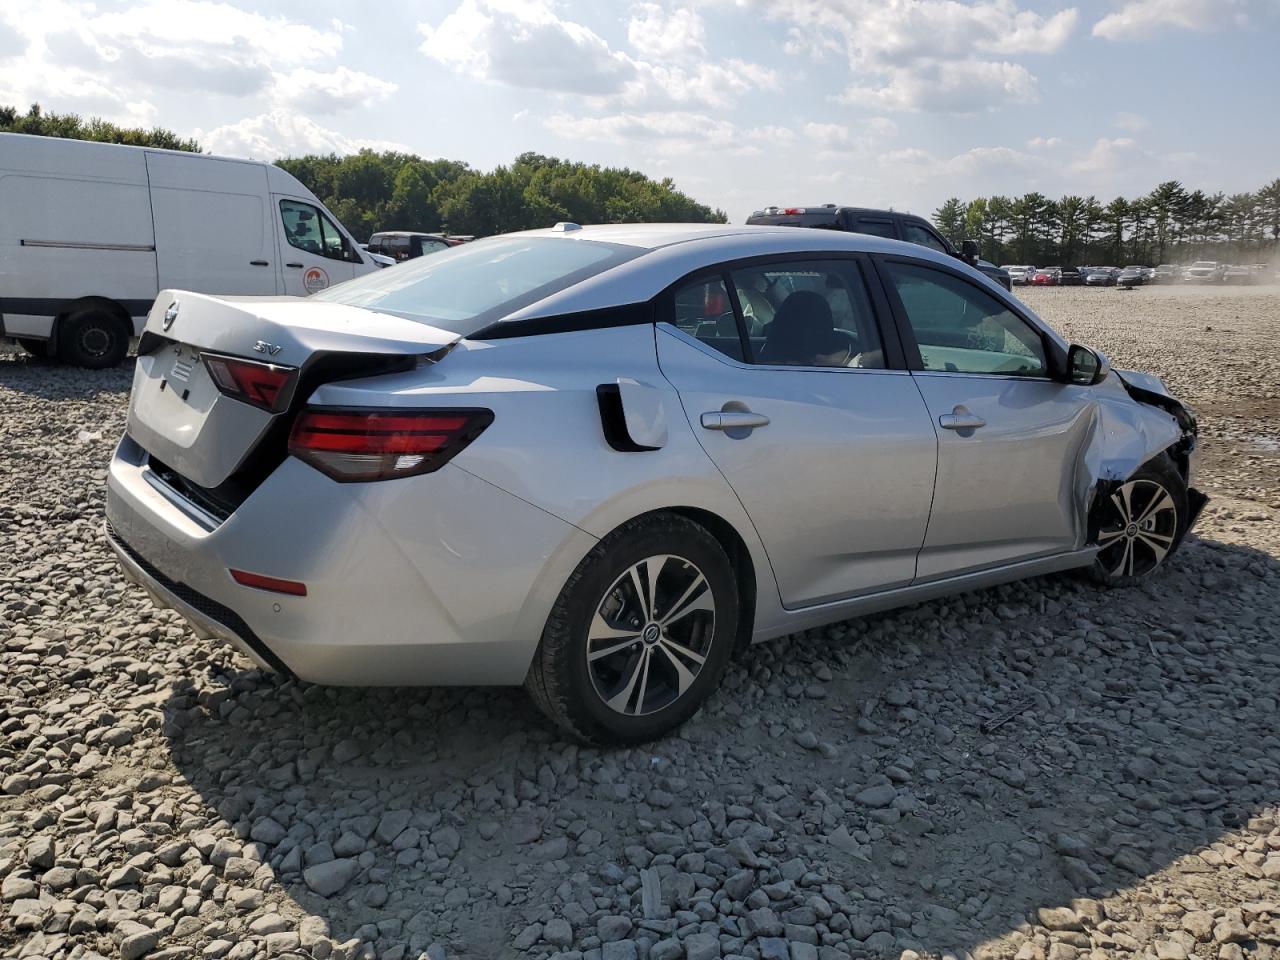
[1072,364,1196,542]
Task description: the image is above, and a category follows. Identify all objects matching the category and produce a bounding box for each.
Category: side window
[902,223,950,254]
[391,237,411,260]
[854,218,897,239]
[730,260,885,369]
[883,261,1046,377]
[279,199,350,262]
[672,276,744,361]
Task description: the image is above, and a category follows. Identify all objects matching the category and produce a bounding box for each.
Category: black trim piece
[719,270,756,363]
[856,258,907,371]
[105,521,296,678]
[596,384,659,452]
[1186,488,1209,533]
[472,302,654,340]
[0,297,154,318]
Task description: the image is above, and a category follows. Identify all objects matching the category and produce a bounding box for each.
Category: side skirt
[751,548,1098,643]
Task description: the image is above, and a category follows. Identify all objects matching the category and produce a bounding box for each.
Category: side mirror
[960,239,979,263]
[1067,344,1106,385]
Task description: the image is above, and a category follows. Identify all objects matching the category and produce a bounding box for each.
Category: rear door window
[854,218,897,239]
[902,223,950,254]
[672,276,743,361]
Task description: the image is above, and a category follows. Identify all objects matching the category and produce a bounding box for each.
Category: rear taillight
[288,408,493,482]
[202,353,295,412]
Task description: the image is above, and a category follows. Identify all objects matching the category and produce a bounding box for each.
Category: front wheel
[1088,456,1188,585]
[526,513,739,744]
[59,309,129,368]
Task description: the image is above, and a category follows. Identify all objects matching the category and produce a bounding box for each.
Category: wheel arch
[663,505,758,656]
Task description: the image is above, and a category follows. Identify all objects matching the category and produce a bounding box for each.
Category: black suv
[366,231,453,261]
[746,205,1011,290]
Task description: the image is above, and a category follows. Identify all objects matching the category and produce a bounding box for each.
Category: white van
[0,133,377,367]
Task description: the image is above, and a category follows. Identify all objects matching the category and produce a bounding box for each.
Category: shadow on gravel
[160,531,1280,959]
[0,352,135,399]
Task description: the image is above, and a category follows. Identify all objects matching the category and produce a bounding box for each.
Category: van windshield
[311,235,642,335]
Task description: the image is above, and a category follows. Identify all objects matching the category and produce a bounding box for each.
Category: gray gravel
[3,286,1280,960]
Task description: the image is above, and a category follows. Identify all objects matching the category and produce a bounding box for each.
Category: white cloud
[1114,111,1150,131]
[273,66,396,115]
[758,0,1076,113]
[544,110,793,157]
[419,0,633,96]
[418,0,774,109]
[0,1,388,130]
[1027,136,1065,149]
[1093,0,1250,39]
[1070,136,1142,175]
[627,4,707,60]
[196,111,409,160]
[840,59,1039,113]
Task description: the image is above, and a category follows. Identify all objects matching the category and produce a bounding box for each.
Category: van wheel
[15,338,53,359]
[59,309,129,368]
[526,513,738,744]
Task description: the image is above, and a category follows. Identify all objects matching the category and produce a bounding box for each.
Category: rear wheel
[59,309,129,368]
[526,513,738,744]
[1089,456,1188,585]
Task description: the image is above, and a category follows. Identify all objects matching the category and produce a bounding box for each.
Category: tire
[1088,455,1188,586]
[15,338,52,359]
[58,309,129,368]
[526,513,739,744]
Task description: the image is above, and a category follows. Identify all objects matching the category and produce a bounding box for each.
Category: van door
[145,153,279,296]
[272,196,362,295]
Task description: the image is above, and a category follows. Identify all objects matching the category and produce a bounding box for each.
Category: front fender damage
[1075,368,1207,545]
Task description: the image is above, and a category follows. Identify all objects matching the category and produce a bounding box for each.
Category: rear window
[311,236,642,335]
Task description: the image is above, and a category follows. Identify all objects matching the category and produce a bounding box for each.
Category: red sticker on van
[303,267,330,294]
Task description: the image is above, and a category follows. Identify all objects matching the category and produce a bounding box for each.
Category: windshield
[312,235,643,335]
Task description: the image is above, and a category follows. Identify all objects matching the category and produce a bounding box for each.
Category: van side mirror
[960,239,979,263]
[1067,344,1106,385]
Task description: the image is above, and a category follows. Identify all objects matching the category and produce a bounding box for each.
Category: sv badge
[252,340,283,357]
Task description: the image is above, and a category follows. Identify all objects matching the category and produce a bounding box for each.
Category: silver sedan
[106,224,1206,743]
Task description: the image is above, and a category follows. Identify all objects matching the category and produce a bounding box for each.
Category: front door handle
[286,262,304,269]
[939,412,986,430]
[250,259,269,267]
[701,410,770,431]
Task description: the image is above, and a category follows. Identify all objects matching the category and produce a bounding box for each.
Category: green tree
[1,102,201,151]
[933,198,966,244]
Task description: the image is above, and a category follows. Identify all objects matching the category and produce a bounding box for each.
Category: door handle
[701,410,770,431]
[286,262,304,269]
[250,260,269,267]
[939,413,986,430]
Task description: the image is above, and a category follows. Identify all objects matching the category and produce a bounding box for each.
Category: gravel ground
[2,285,1279,960]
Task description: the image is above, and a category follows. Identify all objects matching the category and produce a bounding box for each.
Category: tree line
[934,180,1280,267]
[276,150,728,240]
[1,103,727,238]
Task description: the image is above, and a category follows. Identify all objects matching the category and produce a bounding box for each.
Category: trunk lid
[127,291,458,489]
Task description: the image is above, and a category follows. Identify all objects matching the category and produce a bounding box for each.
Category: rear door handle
[286,262,304,269]
[250,260,269,266]
[701,411,770,431]
[939,413,986,430]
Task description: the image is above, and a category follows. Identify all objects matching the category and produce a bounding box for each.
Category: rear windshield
[311,235,642,335]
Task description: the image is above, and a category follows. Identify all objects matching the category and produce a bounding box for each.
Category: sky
[1,0,1277,223]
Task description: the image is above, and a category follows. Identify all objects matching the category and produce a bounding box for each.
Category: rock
[120,927,162,960]
[1038,906,1082,931]
[1182,910,1215,941]
[333,739,362,762]
[543,918,573,948]
[1,875,36,901]
[512,923,542,950]
[431,826,461,859]
[376,809,413,844]
[303,858,360,897]
[250,817,287,845]
[25,836,55,870]
[684,932,721,960]
[598,915,633,942]
[855,785,896,808]
[602,941,638,960]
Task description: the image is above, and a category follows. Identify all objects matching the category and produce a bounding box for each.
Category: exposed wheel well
[663,506,757,655]
[52,297,134,351]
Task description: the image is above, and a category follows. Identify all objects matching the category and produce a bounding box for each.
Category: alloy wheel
[1096,479,1179,578]
[586,554,716,716]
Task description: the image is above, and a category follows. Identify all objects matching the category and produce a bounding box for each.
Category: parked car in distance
[1223,265,1258,284]
[1003,265,1037,286]
[1184,261,1226,283]
[359,245,397,268]
[0,132,376,367]
[1030,268,1061,286]
[104,222,1205,743]
[1059,267,1084,286]
[1118,266,1150,287]
[366,231,453,262]
[746,204,1012,289]
[1153,264,1181,283]
[1086,268,1119,287]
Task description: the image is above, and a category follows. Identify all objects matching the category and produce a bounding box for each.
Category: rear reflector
[202,353,295,412]
[230,569,307,596]
[288,408,494,482]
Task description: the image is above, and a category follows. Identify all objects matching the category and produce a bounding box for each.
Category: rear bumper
[105,434,596,686]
